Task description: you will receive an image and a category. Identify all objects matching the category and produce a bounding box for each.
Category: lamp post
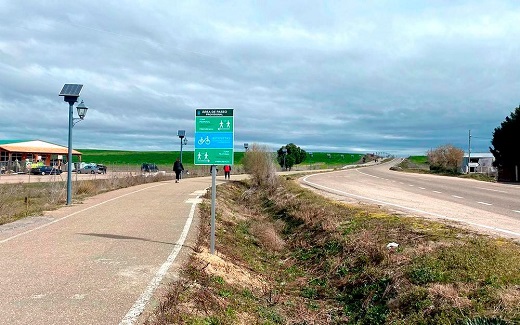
[244,143,249,151]
[59,84,88,205]
[282,146,287,170]
[178,130,186,178]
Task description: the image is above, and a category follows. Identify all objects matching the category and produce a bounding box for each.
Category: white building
[461,152,496,174]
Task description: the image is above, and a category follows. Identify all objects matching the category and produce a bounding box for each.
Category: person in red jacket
[223,165,231,180]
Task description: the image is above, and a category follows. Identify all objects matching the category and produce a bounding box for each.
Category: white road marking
[433,190,442,194]
[0,183,167,245]
[477,201,492,206]
[186,198,203,204]
[452,195,463,199]
[120,193,202,325]
[476,187,508,194]
[514,210,520,214]
[418,187,426,190]
[409,184,414,187]
[301,175,520,238]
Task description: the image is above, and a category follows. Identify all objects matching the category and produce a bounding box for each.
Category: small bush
[241,143,278,189]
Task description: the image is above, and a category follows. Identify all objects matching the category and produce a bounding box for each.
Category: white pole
[467,130,471,173]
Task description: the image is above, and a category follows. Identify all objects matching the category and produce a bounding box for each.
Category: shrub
[241,143,278,189]
[427,144,464,174]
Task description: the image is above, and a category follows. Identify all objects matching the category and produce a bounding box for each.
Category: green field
[407,155,428,164]
[76,149,364,169]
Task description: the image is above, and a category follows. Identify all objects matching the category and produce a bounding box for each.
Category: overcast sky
[1,1,519,156]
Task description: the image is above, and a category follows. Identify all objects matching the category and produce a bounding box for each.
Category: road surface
[302,159,520,240]
[0,176,228,325]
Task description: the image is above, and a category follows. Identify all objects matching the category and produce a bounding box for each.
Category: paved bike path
[0,176,223,325]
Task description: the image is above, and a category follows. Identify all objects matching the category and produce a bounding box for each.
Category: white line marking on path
[409,184,414,187]
[514,210,520,214]
[0,183,167,245]
[477,202,492,206]
[476,187,508,194]
[120,194,202,325]
[418,187,426,190]
[452,195,463,199]
[433,191,442,194]
[301,175,520,238]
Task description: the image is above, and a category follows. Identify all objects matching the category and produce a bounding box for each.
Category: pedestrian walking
[223,165,231,180]
[173,158,184,183]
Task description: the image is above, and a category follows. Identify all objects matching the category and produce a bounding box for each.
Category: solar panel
[59,84,83,97]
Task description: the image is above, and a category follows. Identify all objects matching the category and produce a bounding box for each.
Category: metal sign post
[210,165,216,254]
[195,108,234,254]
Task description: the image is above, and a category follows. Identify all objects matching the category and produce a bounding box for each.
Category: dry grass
[0,173,174,225]
[148,177,520,324]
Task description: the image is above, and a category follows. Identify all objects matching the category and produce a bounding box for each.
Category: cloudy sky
[1,1,519,156]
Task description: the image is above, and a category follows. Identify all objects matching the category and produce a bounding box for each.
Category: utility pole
[467,129,471,174]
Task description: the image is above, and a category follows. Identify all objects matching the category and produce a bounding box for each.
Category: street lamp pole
[66,101,74,204]
[244,143,249,151]
[59,84,88,206]
[178,130,186,178]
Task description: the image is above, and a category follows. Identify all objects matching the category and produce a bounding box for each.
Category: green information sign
[195,108,234,165]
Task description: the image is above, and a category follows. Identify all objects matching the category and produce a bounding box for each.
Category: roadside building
[461,152,496,175]
[0,140,82,174]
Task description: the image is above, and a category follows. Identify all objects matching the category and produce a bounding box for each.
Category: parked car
[30,166,62,175]
[96,164,107,174]
[77,165,102,174]
[141,163,158,173]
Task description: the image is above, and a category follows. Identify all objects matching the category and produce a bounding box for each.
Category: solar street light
[178,130,187,178]
[59,84,89,205]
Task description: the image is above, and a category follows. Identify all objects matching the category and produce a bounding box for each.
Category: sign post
[195,108,234,254]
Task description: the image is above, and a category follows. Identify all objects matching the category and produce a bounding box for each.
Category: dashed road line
[433,190,442,194]
[301,175,520,238]
[418,187,426,190]
[476,187,508,194]
[477,201,492,206]
[452,195,463,199]
[513,210,520,214]
[409,184,414,187]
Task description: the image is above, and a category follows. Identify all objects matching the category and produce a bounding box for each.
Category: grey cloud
[1,1,519,156]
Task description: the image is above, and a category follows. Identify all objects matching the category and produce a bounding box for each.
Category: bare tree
[427,144,464,173]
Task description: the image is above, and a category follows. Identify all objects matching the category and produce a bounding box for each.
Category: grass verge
[147,178,520,324]
[0,173,173,225]
[394,158,497,182]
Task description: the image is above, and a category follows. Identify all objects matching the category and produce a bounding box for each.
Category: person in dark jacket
[173,158,184,183]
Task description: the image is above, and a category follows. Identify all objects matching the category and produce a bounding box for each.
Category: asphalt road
[302,159,520,240]
[0,176,229,325]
